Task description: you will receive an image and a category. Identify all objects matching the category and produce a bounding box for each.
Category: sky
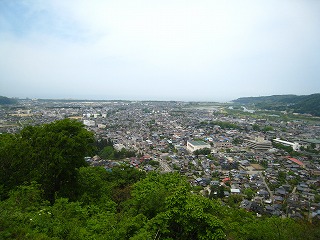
[1,0,320,102]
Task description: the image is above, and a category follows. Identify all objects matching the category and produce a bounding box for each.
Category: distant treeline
[200,121,241,130]
[233,93,320,116]
[0,96,17,105]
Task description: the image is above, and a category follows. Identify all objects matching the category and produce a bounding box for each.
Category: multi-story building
[245,137,272,151]
[214,141,233,148]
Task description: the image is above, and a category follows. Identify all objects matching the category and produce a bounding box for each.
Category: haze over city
[1,0,320,101]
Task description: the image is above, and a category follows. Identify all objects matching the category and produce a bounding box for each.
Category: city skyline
[1,1,320,102]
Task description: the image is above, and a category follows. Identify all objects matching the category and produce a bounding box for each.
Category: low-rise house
[275,187,287,196]
[273,195,284,204]
[257,189,270,199]
[231,188,241,194]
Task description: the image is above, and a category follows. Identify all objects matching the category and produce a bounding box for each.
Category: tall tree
[127,172,189,219]
[0,119,95,202]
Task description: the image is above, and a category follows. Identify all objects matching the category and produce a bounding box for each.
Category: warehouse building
[187,140,211,152]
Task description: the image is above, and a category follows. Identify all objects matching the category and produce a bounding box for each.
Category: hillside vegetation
[1,120,320,239]
[233,93,320,116]
[0,96,17,105]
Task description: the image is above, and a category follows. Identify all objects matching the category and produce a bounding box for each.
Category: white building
[273,138,300,151]
[97,124,106,129]
[83,120,95,127]
[187,140,211,152]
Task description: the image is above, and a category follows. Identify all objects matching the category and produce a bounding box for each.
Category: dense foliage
[233,94,301,105]
[272,141,301,156]
[94,138,137,160]
[293,94,320,116]
[1,120,320,239]
[0,119,95,202]
[99,146,136,160]
[194,148,211,156]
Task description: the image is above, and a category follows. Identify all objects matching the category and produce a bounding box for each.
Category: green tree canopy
[194,147,211,156]
[1,170,320,239]
[0,119,95,202]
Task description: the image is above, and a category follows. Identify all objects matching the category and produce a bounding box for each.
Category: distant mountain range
[233,93,320,116]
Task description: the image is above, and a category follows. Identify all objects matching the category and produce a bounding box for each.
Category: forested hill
[0,96,17,105]
[233,93,320,116]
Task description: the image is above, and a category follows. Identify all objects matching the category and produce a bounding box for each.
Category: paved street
[259,172,273,201]
[159,158,172,173]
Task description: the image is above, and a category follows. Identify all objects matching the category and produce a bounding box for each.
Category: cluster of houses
[1,99,320,220]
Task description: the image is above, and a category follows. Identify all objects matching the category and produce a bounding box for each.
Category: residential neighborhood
[1,99,320,221]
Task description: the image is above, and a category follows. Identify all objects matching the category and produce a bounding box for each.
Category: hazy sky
[1,0,320,101]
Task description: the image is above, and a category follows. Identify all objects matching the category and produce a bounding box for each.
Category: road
[158,158,172,173]
[259,172,273,201]
[19,120,24,128]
